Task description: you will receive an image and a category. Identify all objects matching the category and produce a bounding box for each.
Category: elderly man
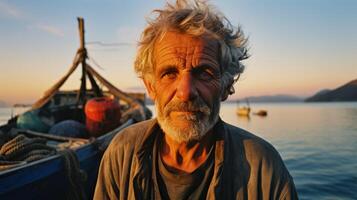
[94,0,298,199]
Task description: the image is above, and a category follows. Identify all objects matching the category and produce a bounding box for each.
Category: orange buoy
[85,97,121,137]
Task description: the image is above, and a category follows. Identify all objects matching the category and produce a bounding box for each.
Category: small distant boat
[236,107,251,116]
[236,99,251,117]
[253,110,268,116]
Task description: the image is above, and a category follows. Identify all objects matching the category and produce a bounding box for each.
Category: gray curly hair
[134,0,249,96]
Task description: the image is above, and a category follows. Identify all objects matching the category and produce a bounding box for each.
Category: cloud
[0,2,64,37]
[0,1,23,19]
[35,23,65,37]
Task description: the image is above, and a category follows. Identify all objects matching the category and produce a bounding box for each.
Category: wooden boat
[253,110,268,116]
[0,18,151,200]
[236,99,251,117]
[236,107,251,116]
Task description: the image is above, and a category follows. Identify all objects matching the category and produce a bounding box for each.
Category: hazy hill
[234,94,303,103]
[305,79,357,102]
[146,94,303,104]
[313,89,332,97]
[0,100,8,107]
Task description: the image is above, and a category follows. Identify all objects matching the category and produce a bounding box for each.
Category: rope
[0,160,27,171]
[0,135,88,200]
[0,134,56,170]
[17,149,54,162]
[60,149,87,200]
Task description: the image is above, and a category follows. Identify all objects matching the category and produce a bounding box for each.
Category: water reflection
[236,114,251,121]
[221,102,357,200]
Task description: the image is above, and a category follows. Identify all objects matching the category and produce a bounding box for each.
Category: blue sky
[0,0,356,104]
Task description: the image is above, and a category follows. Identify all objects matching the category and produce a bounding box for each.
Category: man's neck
[160,131,214,173]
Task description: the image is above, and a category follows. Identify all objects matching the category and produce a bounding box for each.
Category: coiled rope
[0,134,88,200]
[0,134,56,170]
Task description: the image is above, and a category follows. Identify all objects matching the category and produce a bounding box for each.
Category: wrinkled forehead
[153,31,220,66]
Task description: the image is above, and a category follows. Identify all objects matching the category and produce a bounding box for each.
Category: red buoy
[85,97,121,137]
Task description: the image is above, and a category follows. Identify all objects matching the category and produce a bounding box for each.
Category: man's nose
[176,72,198,101]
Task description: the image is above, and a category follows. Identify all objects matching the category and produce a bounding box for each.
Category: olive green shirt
[94,118,298,199]
[152,131,215,200]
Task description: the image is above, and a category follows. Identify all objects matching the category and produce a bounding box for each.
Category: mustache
[163,98,211,117]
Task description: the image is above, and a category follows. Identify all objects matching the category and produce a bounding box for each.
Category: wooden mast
[77,17,87,105]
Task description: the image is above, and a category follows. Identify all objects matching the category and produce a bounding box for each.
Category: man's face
[144,31,222,143]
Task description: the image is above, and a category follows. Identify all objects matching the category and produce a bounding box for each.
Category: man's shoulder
[220,122,296,199]
[109,118,157,150]
[222,122,283,164]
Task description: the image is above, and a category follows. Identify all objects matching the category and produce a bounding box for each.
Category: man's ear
[143,78,156,101]
[221,80,234,101]
[221,88,229,101]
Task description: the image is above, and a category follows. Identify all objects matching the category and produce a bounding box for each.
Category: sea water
[220,102,357,200]
[1,102,356,199]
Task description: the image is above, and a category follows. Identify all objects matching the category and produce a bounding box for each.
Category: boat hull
[0,119,135,200]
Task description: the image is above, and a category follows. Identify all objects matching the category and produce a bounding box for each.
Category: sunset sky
[0,0,356,105]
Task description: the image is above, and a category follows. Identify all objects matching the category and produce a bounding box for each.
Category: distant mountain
[312,89,332,97]
[235,94,303,103]
[305,79,357,102]
[0,100,8,107]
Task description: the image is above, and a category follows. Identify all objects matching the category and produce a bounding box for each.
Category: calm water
[225,102,357,200]
[1,102,357,199]
[0,107,29,126]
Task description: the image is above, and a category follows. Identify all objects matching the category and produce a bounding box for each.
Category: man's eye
[196,70,214,80]
[161,71,177,79]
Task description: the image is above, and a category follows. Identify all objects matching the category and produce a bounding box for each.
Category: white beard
[156,97,220,143]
